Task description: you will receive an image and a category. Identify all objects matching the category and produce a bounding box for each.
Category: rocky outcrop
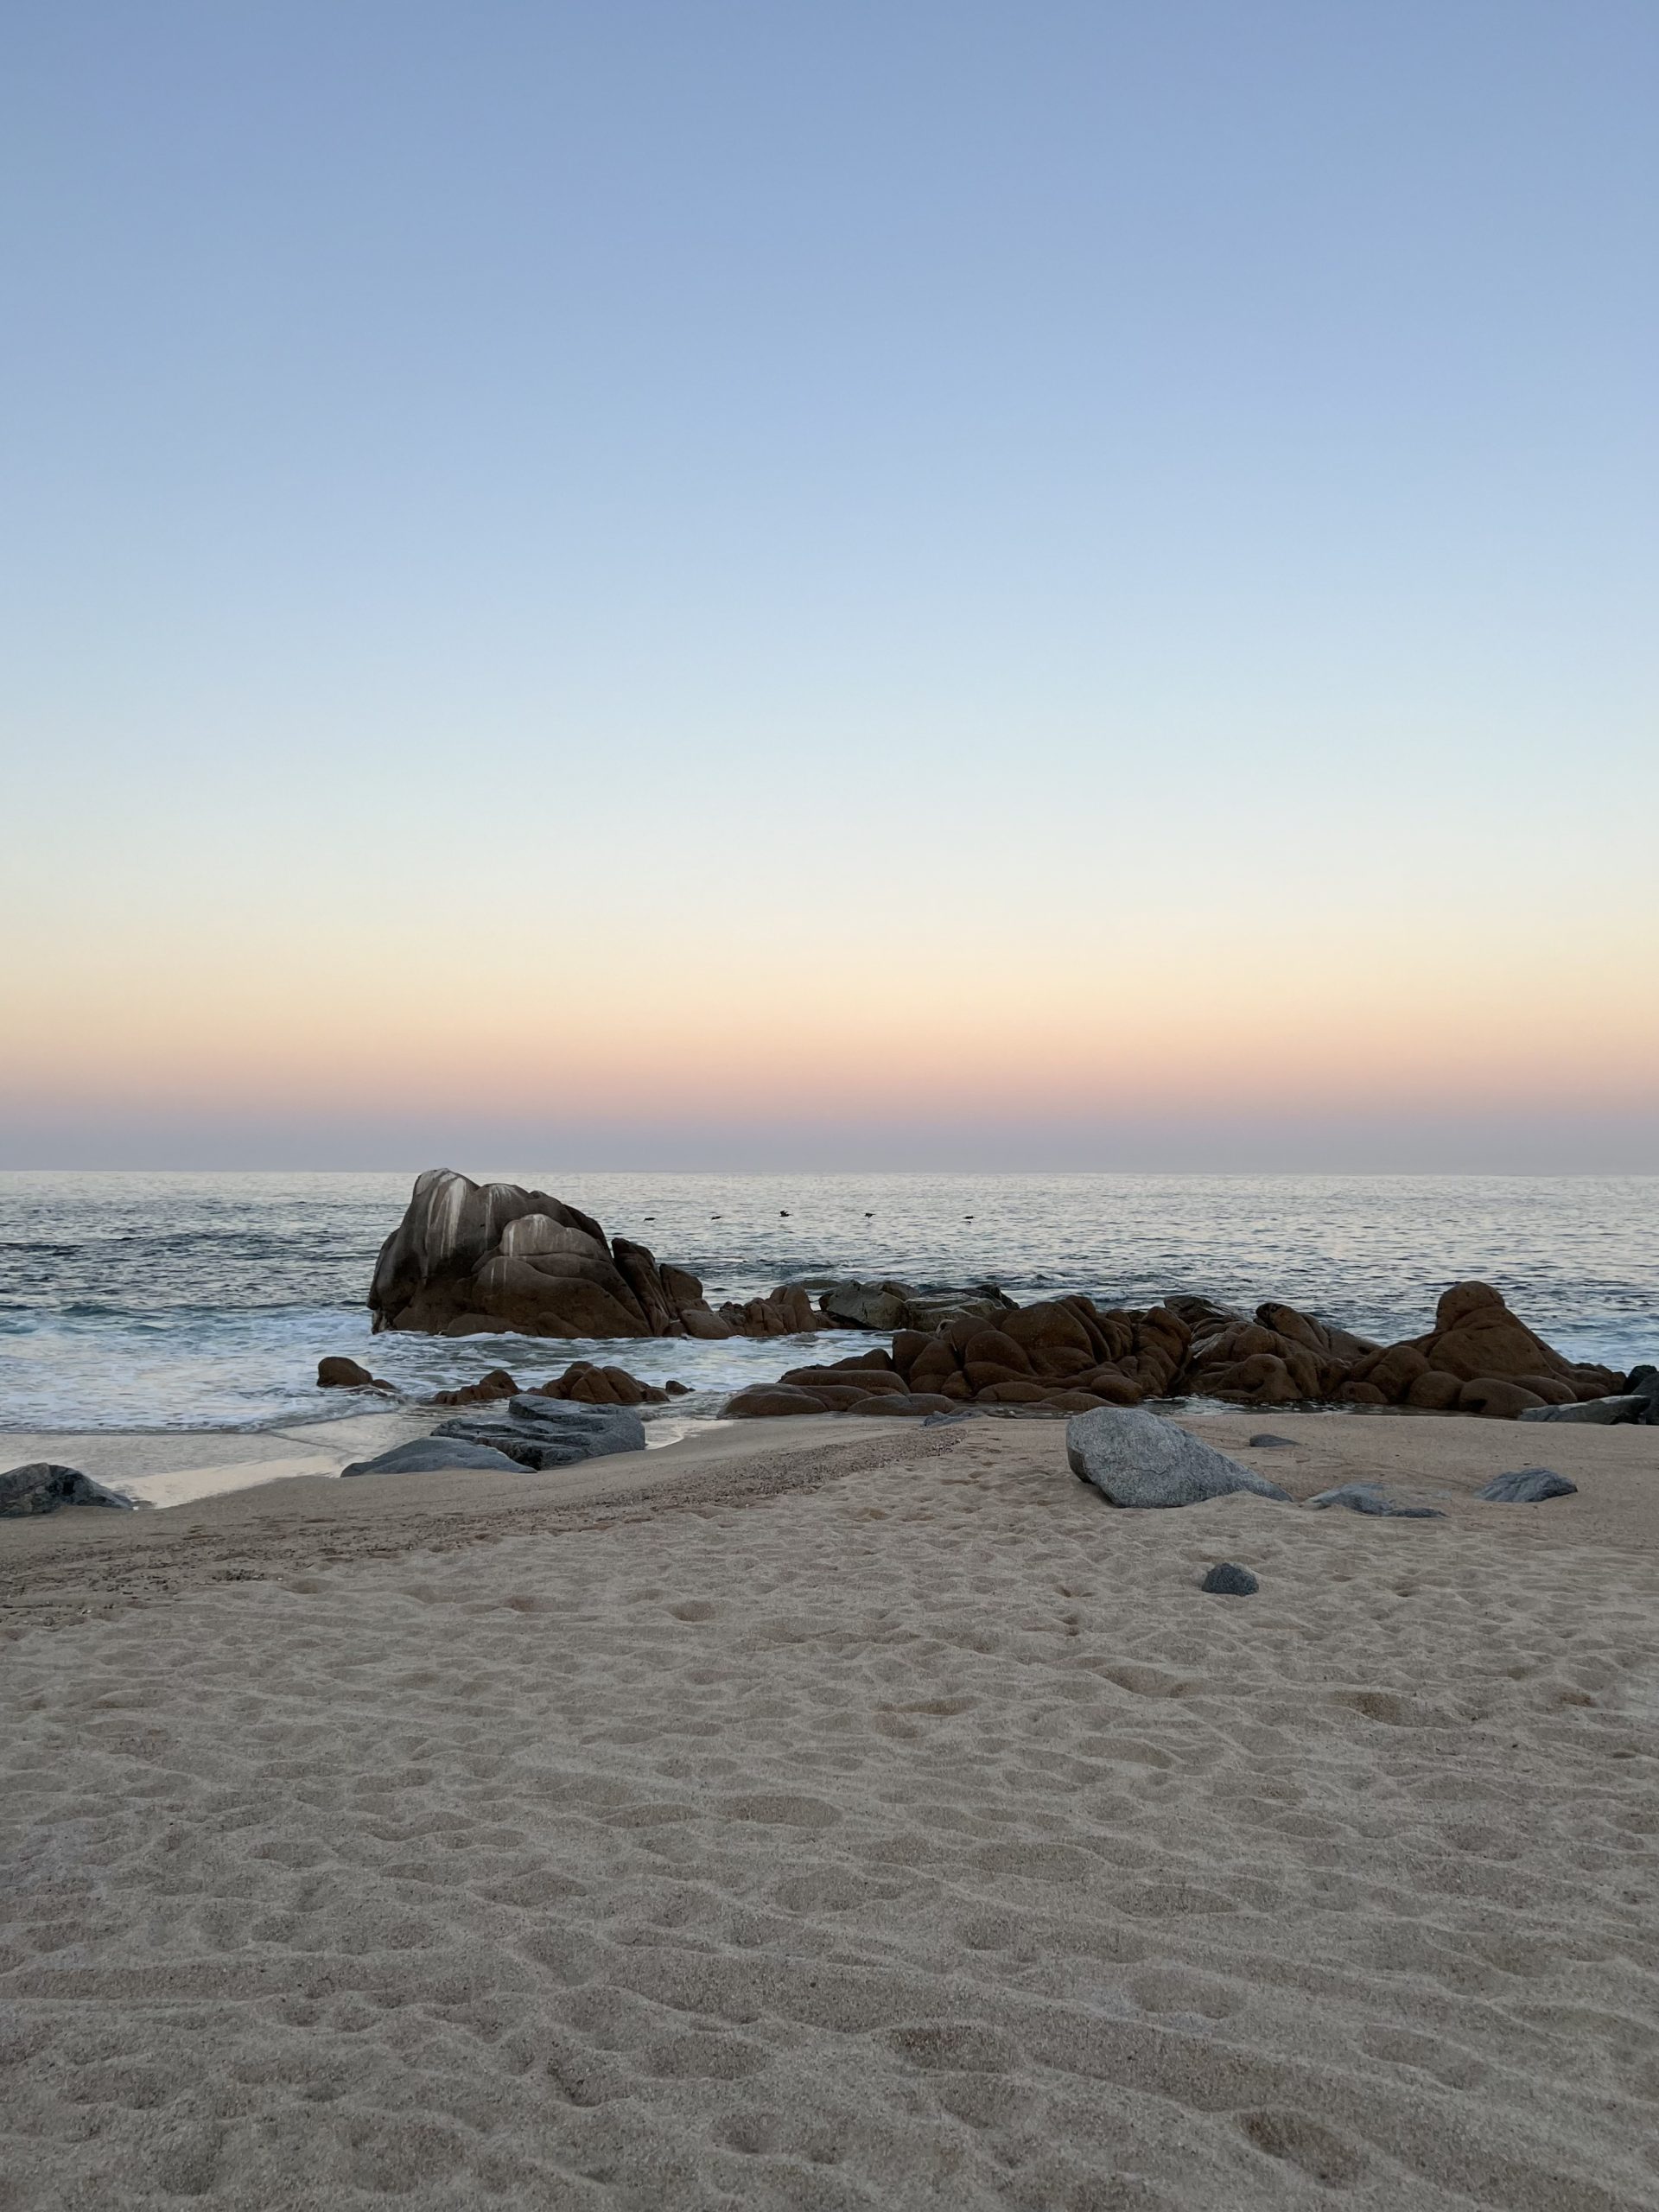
[724,1298,1192,1418]
[1172,1297,1380,1407]
[1067,1408,1291,1509]
[1,1462,137,1516]
[1338,1283,1624,1417]
[369,1170,741,1340]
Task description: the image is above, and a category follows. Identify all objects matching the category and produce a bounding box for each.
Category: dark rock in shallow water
[318,1356,392,1391]
[1477,1467,1578,1503]
[0,1462,135,1516]
[1200,1561,1259,1596]
[1306,1483,1444,1519]
[340,1438,524,1478]
[1066,1408,1290,1509]
[429,1398,646,1471]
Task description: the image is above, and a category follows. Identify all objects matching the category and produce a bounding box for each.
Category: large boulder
[1344,1283,1624,1414]
[1066,1409,1291,1509]
[428,1395,646,1470]
[0,1462,136,1516]
[367,1170,732,1341]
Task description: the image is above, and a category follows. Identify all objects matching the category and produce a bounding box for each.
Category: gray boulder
[0,1462,135,1517]
[1518,1395,1649,1427]
[1478,1467,1578,1504]
[1306,1483,1444,1519]
[430,1397,645,1471]
[1200,1561,1259,1596]
[340,1437,526,1478]
[1066,1408,1290,1509]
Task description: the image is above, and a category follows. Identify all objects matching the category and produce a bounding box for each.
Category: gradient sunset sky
[3,1,1655,1170]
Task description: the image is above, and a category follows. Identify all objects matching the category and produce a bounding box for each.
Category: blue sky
[2,2,1655,1168]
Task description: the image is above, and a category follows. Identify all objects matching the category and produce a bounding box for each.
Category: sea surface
[3,1171,1656,1432]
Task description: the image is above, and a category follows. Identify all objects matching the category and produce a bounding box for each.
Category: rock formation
[725,1298,1193,1418]
[1336,1282,1624,1417]
[722,1281,1630,1423]
[369,1170,742,1340]
[367,1172,1029,1345]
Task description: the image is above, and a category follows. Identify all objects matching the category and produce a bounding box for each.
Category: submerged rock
[1477,1467,1578,1503]
[0,1462,136,1516]
[1200,1561,1259,1596]
[1066,1408,1291,1509]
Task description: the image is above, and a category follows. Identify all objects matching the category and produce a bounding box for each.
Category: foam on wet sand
[2,1409,1656,2209]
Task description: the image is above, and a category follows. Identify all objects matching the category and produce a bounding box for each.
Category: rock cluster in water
[369,1171,1005,1343]
[726,1283,1638,1421]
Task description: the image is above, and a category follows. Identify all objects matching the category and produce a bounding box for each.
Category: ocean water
[2,1171,1655,1432]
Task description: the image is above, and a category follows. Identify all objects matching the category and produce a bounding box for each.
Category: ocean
[2,1170,1656,1432]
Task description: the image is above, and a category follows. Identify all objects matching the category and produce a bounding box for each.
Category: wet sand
[3,1409,1657,2207]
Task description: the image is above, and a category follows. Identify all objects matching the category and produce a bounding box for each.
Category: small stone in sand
[1249,1433,1296,1448]
[1478,1467,1578,1504]
[1306,1483,1444,1519]
[1200,1561,1259,1596]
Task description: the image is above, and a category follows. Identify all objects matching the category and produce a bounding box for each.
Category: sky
[2,0,1655,1171]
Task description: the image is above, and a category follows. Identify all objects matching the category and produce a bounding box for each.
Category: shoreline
[7,1406,1656,1631]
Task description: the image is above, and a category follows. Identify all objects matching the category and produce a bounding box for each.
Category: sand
[3,1408,1657,2209]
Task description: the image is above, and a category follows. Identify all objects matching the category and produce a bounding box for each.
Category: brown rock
[1193,1351,1306,1407]
[1458,1376,1546,1419]
[429,1366,520,1406]
[1000,1303,1096,1357]
[1404,1370,1462,1412]
[724,1385,831,1418]
[318,1356,391,1391]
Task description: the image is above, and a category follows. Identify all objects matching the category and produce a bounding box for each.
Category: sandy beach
[3,1408,1657,2208]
